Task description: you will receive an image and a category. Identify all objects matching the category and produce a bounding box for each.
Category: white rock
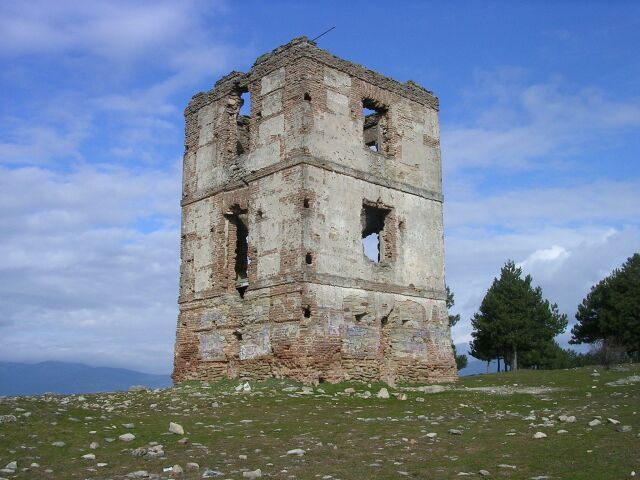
[235,384,244,392]
[422,385,446,394]
[588,419,601,427]
[557,429,568,434]
[426,432,437,438]
[4,462,16,471]
[376,388,390,399]
[169,422,185,435]
[243,382,251,392]
[607,418,620,425]
[186,462,199,470]
[90,442,99,449]
[532,432,547,439]
[287,448,306,456]
[82,453,96,460]
[243,469,262,479]
[172,465,183,474]
[119,433,136,442]
[51,441,66,447]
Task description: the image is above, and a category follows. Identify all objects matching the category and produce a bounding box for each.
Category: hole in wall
[236,89,251,155]
[237,285,247,299]
[303,198,310,208]
[256,209,263,219]
[303,306,311,318]
[304,92,311,101]
[362,98,388,153]
[233,330,243,341]
[305,252,313,265]
[361,203,389,263]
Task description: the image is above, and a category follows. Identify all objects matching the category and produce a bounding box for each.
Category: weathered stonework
[172,37,457,385]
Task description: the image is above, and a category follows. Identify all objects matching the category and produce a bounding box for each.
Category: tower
[173,37,457,384]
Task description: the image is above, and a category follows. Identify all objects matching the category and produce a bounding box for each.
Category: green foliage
[571,253,640,355]
[519,340,599,370]
[469,260,568,370]
[446,284,467,370]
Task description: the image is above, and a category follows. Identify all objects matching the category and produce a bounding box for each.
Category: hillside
[0,362,172,396]
[0,365,638,479]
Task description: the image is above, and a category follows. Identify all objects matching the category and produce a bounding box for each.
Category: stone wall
[173,37,457,385]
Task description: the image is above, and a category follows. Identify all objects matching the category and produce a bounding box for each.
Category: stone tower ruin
[172,37,457,385]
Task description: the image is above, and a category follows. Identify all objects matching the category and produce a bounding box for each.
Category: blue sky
[1,1,639,374]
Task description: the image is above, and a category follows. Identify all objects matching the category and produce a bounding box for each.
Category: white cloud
[442,72,640,173]
[0,165,181,373]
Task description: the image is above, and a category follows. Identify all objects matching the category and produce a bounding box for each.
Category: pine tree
[469,260,567,371]
[571,253,640,357]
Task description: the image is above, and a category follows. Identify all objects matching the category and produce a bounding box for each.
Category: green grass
[1,365,639,479]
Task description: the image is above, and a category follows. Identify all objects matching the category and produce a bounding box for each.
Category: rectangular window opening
[225,207,249,297]
[236,89,251,155]
[362,98,388,154]
[362,203,390,263]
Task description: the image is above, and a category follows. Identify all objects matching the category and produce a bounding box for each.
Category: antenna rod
[311,26,335,42]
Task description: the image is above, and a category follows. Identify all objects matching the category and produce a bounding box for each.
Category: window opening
[303,198,310,208]
[303,306,311,318]
[304,92,312,101]
[225,207,249,297]
[362,98,388,154]
[362,203,390,263]
[236,89,251,155]
[305,252,313,265]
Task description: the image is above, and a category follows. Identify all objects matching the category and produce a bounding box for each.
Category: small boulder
[243,469,262,479]
[448,429,463,435]
[172,464,183,474]
[532,432,547,439]
[588,419,601,427]
[51,441,66,447]
[169,422,185,435]
[287,448,306,456]
[377,388,390,399]
[82,453,96,460]
[119,433,136,442]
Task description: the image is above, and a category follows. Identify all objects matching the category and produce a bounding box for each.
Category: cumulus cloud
[0,165,181,373]
[443,70,640,355]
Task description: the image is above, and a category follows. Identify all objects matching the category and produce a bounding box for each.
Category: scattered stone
[201,468,224,478]
[448,429,463,435]
[239,454,247,460]
[4,462,16,472]
[126,471,149,478]
[119,433,136,442]
[426,432,437,438]
[344,388,356,394]
[178,437,189,445]
[588,419,601,427]
[557,429,568,434]
[30,463,39,468]
[169,422,185,435]
[607,418,620,425]
[82,453,96,460]
[422,385,446,394]
[243,382,251,393]
[617,425,632,433]
[376,388,390,399]
[172,465,183,474]
[300,386,314,395]
[90,441,100,449]
[287,448,306,456]
[51,441,66,447]
[128,385,148,392]
[0,415,17,424]
[186,462,199,470]
[498,464,516,469]
[479,470,491,477]
[122,423,135,429]
[533,432,547,439]
[243,469,262,479]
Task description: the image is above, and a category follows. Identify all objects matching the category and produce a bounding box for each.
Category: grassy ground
[0,365,638,479]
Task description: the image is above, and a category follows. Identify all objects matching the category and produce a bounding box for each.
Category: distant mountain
[0,361,172,396]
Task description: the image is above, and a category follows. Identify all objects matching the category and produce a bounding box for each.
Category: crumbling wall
[173,37,457,385]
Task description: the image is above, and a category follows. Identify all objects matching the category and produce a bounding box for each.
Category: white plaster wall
[306,166,444,292]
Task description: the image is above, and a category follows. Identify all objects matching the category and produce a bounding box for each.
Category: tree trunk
[497,357,501,372]
[513,346,518,371]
